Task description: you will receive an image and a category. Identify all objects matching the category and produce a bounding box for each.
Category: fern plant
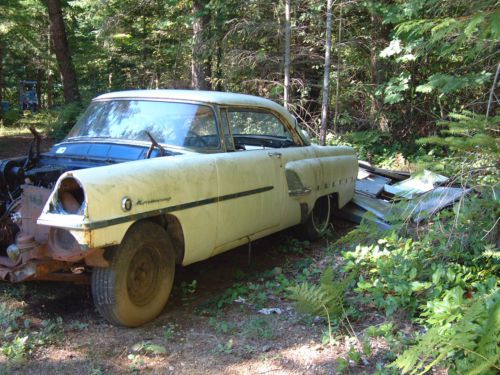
[288,268,353,319]
[393,290,500,375]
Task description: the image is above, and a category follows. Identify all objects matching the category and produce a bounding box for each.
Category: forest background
[0,0,497,148]
[0,0,499,374]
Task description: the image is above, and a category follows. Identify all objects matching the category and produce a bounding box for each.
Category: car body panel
[38,145,357,266]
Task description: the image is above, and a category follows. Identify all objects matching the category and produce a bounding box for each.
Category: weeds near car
[287,162,499,373]
[179,279,197,304]
[209,317,237,335]
[0,302,65,363]
[163,322,177,341]
[214,339,234,355]
[197,267,291,315]
[243,317,275,340]
[130,341,167,356]
[277,237,310,255]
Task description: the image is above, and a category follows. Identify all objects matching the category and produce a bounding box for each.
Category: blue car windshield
[66,100,220,150]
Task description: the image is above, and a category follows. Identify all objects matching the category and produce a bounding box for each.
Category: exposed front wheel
[297,195,331,241]
[91,221,175,327]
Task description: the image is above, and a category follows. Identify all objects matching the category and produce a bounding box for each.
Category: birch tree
[283,0,291,109]
[191,0,211,90]
[319,0,333,145]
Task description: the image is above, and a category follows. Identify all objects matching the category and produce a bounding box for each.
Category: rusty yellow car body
[1,90,357,326]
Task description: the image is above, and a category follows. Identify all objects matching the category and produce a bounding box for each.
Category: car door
[212,109,287,255]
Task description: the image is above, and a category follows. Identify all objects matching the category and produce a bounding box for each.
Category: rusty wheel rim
[127,247,160,306]
[312,197,330,234]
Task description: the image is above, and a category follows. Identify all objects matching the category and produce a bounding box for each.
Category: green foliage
[327,130,416,168]
[130,341,167,356]
[334,133,499,371]
[344,236,432,316]
[243,317,274,339]
[179,279,198,304]
[376,72,411,105]
[213,339,234,355]
[277,237,310,255]
[1,0,497,141]
[393,292,500,375]
[418,111,500,157]
[0,1,498,371]
[1,335,29,363]
[18,111,56,129]
[162,322,176,341]
[49,102,85,140]
[288,267,353,320]
[393,4,499,60]
[208,317,237,335]
[197,267,291,314]
[0,302,64,362]
[342,188,499,317]
[0,110,20,127]
[0,302,23,330]
[416,73,492,95]
[198,281,250,312]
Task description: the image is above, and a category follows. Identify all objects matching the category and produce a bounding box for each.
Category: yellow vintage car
[0,90,357,326]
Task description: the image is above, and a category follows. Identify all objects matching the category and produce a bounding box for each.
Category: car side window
[182,106,220,149]
[227,110,290,138]
[219,111,235,151]
[225,109,298,149]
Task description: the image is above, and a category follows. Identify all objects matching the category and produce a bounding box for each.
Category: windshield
[66,100,220,150]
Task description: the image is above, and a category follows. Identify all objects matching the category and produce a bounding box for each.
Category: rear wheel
[297,195,331,241]
[91,221,175,327]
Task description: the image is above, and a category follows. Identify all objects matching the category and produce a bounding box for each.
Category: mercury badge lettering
[0,90,358,327]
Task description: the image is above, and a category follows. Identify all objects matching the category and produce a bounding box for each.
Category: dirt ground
[0,134,54,159]
[0,230,395,375]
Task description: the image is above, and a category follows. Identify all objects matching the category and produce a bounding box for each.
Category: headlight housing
[52,177,86,214]
[48,228,84,260]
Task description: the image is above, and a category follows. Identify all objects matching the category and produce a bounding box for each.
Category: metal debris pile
[339,161,472,229]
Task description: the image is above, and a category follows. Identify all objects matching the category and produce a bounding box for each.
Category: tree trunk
[36,69,43,109]
[333,2,342,135]
[47,71,53,109]
[191,0,211,90]
[214,39,223,91]
[46,27,52,109]
[0,41,3,112]
[486,63,500,119]
[44,0,80,104]
[283,0,291,110]
[213,7,224,92]
[368,12,389,132]
[320,0,333,146]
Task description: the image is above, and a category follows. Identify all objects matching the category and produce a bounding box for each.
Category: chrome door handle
[268,152,282,158]
[289,187,312,197]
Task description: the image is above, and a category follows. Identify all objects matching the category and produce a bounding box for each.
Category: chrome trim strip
[43,186,274,231]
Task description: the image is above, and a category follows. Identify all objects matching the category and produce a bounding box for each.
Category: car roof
[94,90,296,124]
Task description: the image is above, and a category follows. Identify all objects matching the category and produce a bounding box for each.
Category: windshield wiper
[144,131,166,158]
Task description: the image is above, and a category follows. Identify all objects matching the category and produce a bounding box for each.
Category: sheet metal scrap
[356,169,392,198]
[339,201,392,230]
[339,161,471,228]
[352,194,393,220]
[384,170,449,199]
[403,186,471,223]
